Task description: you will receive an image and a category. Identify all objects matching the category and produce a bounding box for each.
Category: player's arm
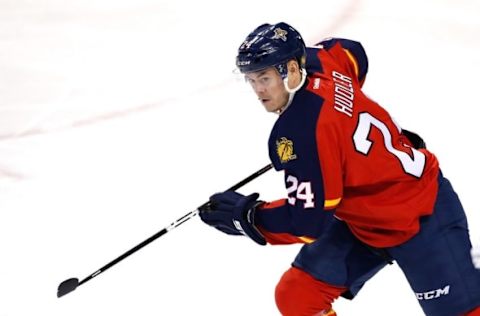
[254,105,343,245]
[254,198,334,245]
[199,191,334,245]
[317,38,368,87]
[255,130,338,245]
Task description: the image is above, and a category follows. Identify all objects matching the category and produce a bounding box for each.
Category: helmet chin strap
[277,68,307,114]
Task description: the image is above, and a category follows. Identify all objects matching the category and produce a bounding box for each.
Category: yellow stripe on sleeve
[298,236,315,244]
[343,48,359,77]
[323,309,337,316]
[324,197,342,208]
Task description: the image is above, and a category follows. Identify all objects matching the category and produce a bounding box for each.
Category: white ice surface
[0,0,479,315]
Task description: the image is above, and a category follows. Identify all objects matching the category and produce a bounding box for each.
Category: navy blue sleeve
[253,89,336,245]
[255,198,334,244]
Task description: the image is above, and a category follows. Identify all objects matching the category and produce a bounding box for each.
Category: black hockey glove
[199,191,266,245]
[401,129,426,149]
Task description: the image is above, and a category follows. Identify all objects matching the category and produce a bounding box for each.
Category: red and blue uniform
[256,38,439,248]
[255,38,480,316]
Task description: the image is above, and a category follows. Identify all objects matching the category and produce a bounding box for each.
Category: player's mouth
[260,98,270,104]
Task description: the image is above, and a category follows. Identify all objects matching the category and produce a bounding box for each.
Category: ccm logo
[415,285,450,300]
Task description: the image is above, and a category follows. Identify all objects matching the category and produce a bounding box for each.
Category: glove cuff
[233,196,266,245]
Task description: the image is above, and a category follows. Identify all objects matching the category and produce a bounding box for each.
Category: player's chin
[261,99,277,112]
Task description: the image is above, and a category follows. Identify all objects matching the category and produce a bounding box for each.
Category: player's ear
[287,59,299,74]
[286,60,302,90]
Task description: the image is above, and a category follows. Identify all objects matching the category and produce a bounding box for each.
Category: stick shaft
[77,163,273,287]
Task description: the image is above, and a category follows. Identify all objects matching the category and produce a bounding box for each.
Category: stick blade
[57,278,79,298]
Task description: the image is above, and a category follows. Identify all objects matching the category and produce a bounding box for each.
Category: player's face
[244,67,289,112]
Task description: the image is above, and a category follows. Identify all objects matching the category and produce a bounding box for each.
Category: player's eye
[259,77,270,85]
[245,76,255,84]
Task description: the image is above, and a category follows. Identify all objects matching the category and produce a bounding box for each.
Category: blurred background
[0,0,479,315]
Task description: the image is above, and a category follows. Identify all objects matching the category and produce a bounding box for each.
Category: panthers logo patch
[276,137,297,163]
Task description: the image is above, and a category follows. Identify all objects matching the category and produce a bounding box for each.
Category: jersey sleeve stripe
[324,197,342,209]
[260,199,287,209]
[298,236,316,244]
[343,48,359,77]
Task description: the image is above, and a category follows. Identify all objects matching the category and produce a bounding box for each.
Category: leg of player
[275,218,389,315]
[387,175,480,316]
[275,266,344,316]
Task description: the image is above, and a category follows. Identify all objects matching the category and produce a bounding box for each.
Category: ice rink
[1,0,479,315]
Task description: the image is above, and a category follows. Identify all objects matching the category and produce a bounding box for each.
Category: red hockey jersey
[256,39,439,248]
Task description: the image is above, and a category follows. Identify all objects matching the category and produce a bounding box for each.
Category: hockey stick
[57,163,273,298]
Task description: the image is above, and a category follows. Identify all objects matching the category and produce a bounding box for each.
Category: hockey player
[200,22,480,316]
